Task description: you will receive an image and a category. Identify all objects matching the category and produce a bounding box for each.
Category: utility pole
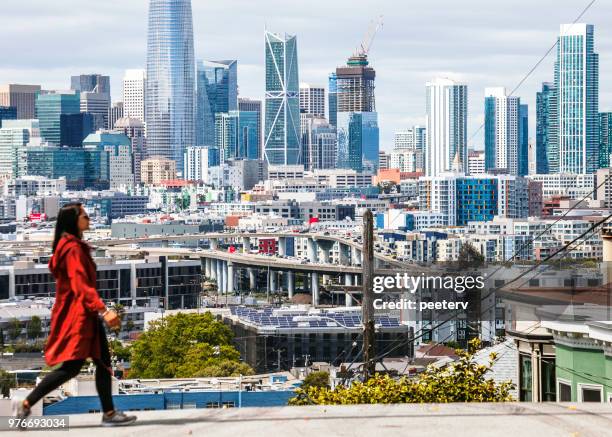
[362,209,376,379]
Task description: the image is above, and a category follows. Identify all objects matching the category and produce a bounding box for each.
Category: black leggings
[26,319,114,413]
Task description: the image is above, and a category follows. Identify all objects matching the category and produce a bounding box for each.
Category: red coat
[45,234,106,366]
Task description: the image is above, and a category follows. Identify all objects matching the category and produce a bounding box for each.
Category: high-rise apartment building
[519,104,529,176]
[328,73,337,127]
[299,84,325,117]
[484,87,521,175]
[264,31,300,166]
[425,78,467,177]
[600,113,612,169]
[238,98,262,159]
[35,91,81,145]
[146,0,195,174]
[196,60,238,147]
[336,55,375,113]
[122,69,146,123]
[536,82,558,174]
[394,126,426,151]
[215,111,240,162]
[555,23,599,174]
[0,84,41,119]
[183,146,220,181]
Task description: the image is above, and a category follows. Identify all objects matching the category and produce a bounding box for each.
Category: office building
[328,73,337,127]
[79,91,109,131]
[467,150,485,175]
[113,117,147,184]
[215,111,240,161]
[264,31,300,166]
[70,74,110,98]
[425,78,467,176]
[59,112,94,147]
[336,54,375,113]
[378,151,390,170]
[484,87,521,175]
[122,69,146,123]
[336,112,379,172]
[23,145,110,190]
[184,146,220,181]
[390,149,423,173]
[0,84,42,119]
[302,116,336,171]
[141,157,177,185]
[519,104,529,176]
[108,102,124,129]
[35,90,80,145]
[239,110,260,160]
[555,23,599,174]
[238,98,262,159]
[0,120,39,180]
[146,0,196,173]
[599,113,612,168]
[83,132,134,189]
[394,126,426,151]
[299,83,325,117]
[196,60,238,147]
[0,106,17,128]
[535,82,558,174]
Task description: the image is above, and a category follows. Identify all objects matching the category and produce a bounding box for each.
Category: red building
[258,238,277,255]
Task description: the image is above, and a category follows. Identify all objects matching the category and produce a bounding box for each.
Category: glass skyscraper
[146,0,195,175]
[336,112,379,172]
[264,31,300,166]
[328,73,337,127]
[555,23,599,174]
[536,82,558,174]
[239,111,260,160]
[519,104,529,176]
[196,60,238,147]
[35,91,81,145]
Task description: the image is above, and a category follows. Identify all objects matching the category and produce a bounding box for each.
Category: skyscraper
[519,104,529,176]
[484,87,520,175]
[425,78,467,177]
[0,84,41,119]
[196,60,238,147]
[146,0,195,174]
[122,69,146,123]
[555,23,599,174]
[299,84,325,117]
[238,98,262,158]
[334,53,379,172]
[536,82,558,174]
[600,113,612,169]
[35,90,81,145]
[215,111,239,162]
[239,111,261,160]
[302,116,336,171]
[113,117,147,184]
[0,106,17,128]
[328,73,337,127]
[264,31,300,166]
[71,74,111,130]
[108,102,124,130]
[70,74,111,98]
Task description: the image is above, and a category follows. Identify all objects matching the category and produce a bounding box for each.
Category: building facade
[35,91,80,145]
[536,82,558,174]
[0,84,41,119]
[299,83,325,117]
[141,157,177,185]
[122,69,146,124]
[238,98,262,159]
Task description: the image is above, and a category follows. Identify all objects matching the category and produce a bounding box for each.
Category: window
[578,384,603,402]
[520,355,533,401]
[557,379,572,402]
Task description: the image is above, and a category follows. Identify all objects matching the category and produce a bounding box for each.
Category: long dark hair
[52,202,83,253]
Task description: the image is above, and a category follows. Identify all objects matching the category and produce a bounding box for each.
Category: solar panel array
[229,306,401,329]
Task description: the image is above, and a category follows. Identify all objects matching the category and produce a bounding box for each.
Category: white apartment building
[311,169,373,188]
[468,150,485,175]
[527,173,596,199]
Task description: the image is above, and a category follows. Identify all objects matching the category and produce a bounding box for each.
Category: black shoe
[101,410,137,427]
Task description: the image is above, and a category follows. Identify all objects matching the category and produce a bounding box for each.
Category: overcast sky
[0,0,610,150]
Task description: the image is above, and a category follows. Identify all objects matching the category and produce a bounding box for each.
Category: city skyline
[0,1,610,151]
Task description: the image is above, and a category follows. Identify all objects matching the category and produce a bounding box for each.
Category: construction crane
[351,15,384,62]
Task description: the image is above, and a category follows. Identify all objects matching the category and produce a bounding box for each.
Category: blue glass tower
[264,31,300,166]
[196,60,238,147]
[146,0,195,175]
[600,113,612,168]
[239,111,260,160]
[555,23,599,174]
[336,112,379,172]
[35,91,81,145]
[328,73,337,127]
[0,106,17,128]
[536,82,558,174]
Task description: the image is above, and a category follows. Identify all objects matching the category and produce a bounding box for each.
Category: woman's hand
[102,309,121,330]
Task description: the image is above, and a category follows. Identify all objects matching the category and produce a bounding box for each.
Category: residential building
[238,98,262,158]
[301,116,336,171]
[2,176,66,197]
[184,146,220,181]
[215,111,239,162]
[35,90,80,144]
[527,173,596,199]
[328,72,337,127]
[519,104,529,176]
[122,69,146,123]
[239,110,261,160]
[468,150,485,175]
[196,60,238,147]
[146,0,195,173]
[299,83,325,117]
[113,117,146,184]
[555,23,599,174]
[484,87,523,175]
[394,126,426,151]
[536,82,558,174]
[599,112,612,168]
[264,31,300,166]
[0,84,41,119]
[141,157,177,185]
[378,151,390,170]
[425,78,467,176]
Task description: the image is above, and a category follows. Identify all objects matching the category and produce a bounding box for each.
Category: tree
[27,316,42,340]
[129,312,254,378]
[456,242,485,270]
[288,339,514,406]
[7,319,22,342]
[108,339,132,362]
[0,369,16,397]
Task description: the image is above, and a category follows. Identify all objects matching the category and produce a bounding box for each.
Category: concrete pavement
[4,402,612,437]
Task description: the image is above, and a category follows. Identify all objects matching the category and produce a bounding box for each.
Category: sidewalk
[5,402,612,436]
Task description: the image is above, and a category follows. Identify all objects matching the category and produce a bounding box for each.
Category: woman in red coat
[13,203,137,427]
